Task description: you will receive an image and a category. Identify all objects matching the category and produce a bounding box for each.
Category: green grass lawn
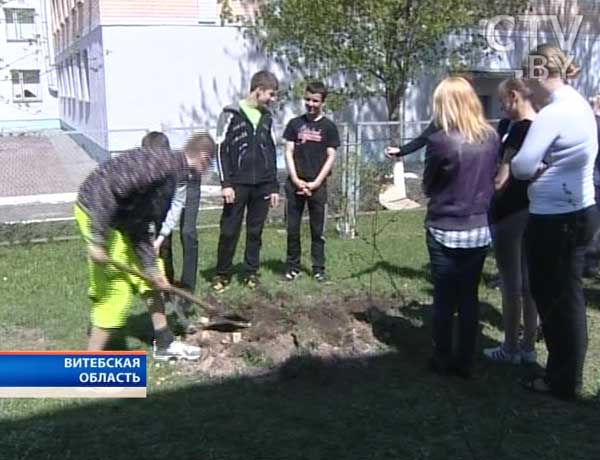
[0,209,599,460]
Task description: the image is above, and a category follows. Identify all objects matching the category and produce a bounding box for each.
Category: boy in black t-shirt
[283,82,340,282]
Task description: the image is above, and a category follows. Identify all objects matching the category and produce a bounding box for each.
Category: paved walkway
[0,134,98,223]
[0,134,97,198]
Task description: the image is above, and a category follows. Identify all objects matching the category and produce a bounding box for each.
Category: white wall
[100,25,289,151]
[97,24,391,155]
[0,0,59,129]
[56,25,109,160]
[403,25,600,133]
[56,14,600,159]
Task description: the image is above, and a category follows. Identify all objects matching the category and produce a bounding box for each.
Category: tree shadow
[349,261,432,283]
[2,334,598,460]
[260,258,320,278]
[354,299,504,362]
[198,263,250,283]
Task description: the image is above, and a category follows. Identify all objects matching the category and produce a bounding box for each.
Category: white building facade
[0,0,59,131]
[49,1,600,161]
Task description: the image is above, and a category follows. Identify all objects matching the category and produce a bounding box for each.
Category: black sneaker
[211,275,231,294]
[244,274,259,290]
[284,269,301,281]
[313,272,328,282]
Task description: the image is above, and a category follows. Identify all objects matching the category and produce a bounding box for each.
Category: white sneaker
[520,348,537,364]
[483,345,521,364]
[153,340,201,361]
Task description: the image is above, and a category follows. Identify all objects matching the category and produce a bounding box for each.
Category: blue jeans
[426,231,488,371]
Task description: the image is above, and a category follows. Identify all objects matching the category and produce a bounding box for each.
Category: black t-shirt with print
[489,118,532,224]
[283,115,340,182]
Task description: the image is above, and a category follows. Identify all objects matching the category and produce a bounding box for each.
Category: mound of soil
[175,292,422,380]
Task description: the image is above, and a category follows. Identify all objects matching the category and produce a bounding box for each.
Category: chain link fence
[0,121,435,245]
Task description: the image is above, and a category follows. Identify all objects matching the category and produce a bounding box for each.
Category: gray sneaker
[483,345,521,364]
[284,269,301,281]
[313,272,328,283]
[153,340,201,361]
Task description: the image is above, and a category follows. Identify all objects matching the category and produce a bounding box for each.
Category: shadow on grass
[261,258,291,276]
[199,260,291,284]
[353,300,505,364]
[1,345,598,460]
[348,261,432,283]
[584,286,600,311]
[198,262,248,283]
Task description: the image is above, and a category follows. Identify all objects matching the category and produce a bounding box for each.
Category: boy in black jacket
[283,82,339,281]
[212,70,280,292]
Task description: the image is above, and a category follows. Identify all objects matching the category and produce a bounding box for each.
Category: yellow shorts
[74,204,163,329]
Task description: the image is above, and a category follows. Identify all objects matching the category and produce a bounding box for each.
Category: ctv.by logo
[482,14,584,78]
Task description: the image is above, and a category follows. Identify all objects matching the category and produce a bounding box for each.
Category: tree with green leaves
[230,0,527,121]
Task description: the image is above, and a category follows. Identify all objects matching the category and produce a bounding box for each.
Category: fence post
[336,123,358,239]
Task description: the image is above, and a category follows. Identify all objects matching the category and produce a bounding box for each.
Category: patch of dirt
[176,293,409,379]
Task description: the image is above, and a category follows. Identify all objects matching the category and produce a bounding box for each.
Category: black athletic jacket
[215,103,278,193]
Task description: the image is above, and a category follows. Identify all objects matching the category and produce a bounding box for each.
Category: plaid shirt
[427,226,491,249]
[77,147,188,274]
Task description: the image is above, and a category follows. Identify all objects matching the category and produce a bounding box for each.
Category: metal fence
[0,121,437,244]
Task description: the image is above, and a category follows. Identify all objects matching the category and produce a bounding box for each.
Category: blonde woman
[483,79,538,365]
[422,77,499,378]
[512,44,599,400]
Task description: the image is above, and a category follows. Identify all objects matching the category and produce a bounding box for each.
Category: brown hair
[184,131,216,156]
[498,78,533,100]
[525,43,580,79]
[305,81,328,100]
[250,70,279,92]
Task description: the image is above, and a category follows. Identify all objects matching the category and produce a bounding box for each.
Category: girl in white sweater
[511,44,599,400]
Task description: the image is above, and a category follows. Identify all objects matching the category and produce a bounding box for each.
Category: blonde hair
[525,43,580,79]
[432,76,494,144]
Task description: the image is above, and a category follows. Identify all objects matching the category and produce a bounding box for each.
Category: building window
[81,49,90,102]
[67,58,74,98]
[4,8,36,41]
[11,70,42,102]
[78,2,84,36]
[198,0,218,24]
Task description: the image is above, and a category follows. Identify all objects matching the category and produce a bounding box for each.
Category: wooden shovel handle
[107,258,219,315]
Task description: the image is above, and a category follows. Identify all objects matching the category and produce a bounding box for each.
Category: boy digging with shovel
[75,133,215,360]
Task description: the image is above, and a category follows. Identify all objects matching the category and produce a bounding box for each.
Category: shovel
[106,258,251,329]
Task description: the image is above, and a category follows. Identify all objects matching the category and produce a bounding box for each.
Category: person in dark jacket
[212,70,280,292]
[143,132,203,333]
[75,133,215,359]
[413,76,499,378]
